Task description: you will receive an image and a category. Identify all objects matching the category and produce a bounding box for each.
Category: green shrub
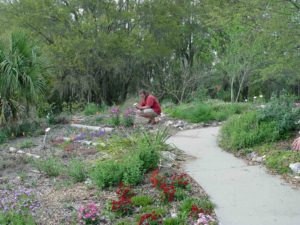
[258,93,300,135]
[131,195,153,207]
[4,121,41,138]
[67,159,87,182]
[89,160,123,188]
[0,131,8,144]
[167,101,249,123]
[32,158,64,177]
[122,156,144,185]
[20,140,35,149]
[220,111,280,151]
[179,197,214,215]
[163,217,185,225]
[136,144,160,172]
[137,207,167,222]
[0,211,36,225]
[265,150,300,174]
[83,103,100,116]
[174,188,188,201]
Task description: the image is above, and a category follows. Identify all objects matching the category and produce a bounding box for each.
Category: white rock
[25,153,41,159]
[17,150,25,154]
[174,120,185,128]
[165,121,174,126]
[84,178,93,186]
[9,147,17,153]
[171,212,177,218]
[70,124,113,132]
[289,163,300,174]
[161,151,176,161]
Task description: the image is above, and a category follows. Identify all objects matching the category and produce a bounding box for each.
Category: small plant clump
[78,203,100,225]
[111,183,135,215]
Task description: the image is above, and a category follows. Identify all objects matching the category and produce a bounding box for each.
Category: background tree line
[0,0,299,122]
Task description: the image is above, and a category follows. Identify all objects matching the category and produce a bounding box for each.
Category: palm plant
[0,31,46,126]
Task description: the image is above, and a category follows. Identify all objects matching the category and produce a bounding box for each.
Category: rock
[289,163,300,174]
[247,152,257,159]
[161,151,176,161]
[25,153,40,159]
[252,156,265,163]
[171,212,177,218]
[173,120,185,128]
[17,150,25,154]
[252,155,266,163]
[70,124,113,132]
[84,178,93,186]
[9,147,17,153]
[165,120,174,126]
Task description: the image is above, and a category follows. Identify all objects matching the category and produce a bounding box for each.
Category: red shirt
[140,95,161,115]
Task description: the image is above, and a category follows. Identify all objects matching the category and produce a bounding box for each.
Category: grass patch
[131,195,153,207]
[90,130,166,188]
[220,111,280,151]
[67,159,87,182]
[179,197,214,215]
[19,140,35,149]
[83,103,107,116]
[0,211,36,225]
[265,150,300,174]
[166,100,249,123]
[32,158,64,177]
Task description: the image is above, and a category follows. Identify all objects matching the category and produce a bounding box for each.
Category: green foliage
[0,131,8,144]
[220,111,280,151]
[258,94,300,135]
[90,160,123,188]
[19,140,35,149]
[168,101,249,123]
[179,197,214,215]
[136,207,168,222]
[131,195,153,207]
[32,158,64,177]
[0,211,36,225]
[0,31,46,126]
[265,151,300,174]
[174,189,188,201]
[122,156,144,186]
[67,159,87,183]
[163,217,185,225]
[221,94,300,151]
[83,103,101,116]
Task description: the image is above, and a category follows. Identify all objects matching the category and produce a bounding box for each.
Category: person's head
[139,90,149,99]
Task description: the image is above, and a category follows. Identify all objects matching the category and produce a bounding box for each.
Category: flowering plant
[193,213,216,225]
[171,173,190,189]
[111,183,134,215]
[190,204,206,219]
[138,211,163,225]
[78,203,100,225]
[111,107,120,126]
[150,169,166,188]
[0,188,40,215]
[160,183,176,203]
[123,108,135,127]
[151,170,191,203]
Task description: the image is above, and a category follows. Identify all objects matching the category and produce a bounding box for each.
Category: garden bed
[0,113,218,225]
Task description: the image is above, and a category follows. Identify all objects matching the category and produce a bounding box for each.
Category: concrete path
[167,127,300,225]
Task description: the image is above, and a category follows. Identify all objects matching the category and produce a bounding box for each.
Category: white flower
[253,96,257,99]
[45,127,51,133]
[259,95,263,98]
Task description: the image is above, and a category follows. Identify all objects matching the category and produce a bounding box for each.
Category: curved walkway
[167,127,300,225]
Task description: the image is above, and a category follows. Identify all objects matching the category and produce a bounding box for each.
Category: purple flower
[111,107,120,115]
